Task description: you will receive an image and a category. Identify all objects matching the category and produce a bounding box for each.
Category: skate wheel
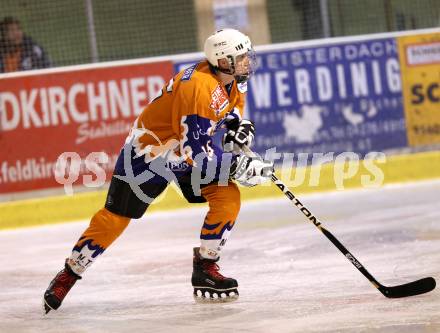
[193,287,239,303]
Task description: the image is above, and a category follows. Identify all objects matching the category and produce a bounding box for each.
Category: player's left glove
[230,154,273,187]
[222,119,255,154]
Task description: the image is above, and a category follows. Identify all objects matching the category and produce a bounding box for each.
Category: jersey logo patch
[237,81,247,93]
[210,84,229,115]
[181,63,197,81]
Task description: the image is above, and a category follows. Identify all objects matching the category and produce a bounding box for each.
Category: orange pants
[199,181,241,259]
[67,182,241,274]
[68,208,130,275]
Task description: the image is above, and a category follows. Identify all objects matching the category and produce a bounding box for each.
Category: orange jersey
[128,60,247,174]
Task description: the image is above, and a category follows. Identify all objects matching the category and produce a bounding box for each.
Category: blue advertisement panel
[174,37,408,157]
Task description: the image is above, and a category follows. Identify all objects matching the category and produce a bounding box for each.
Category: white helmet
[204,28,254,82]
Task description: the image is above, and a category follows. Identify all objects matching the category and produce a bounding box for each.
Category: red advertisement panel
[0,61,174,193]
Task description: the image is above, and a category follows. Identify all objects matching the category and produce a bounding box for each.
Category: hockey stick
[243,146,436,298]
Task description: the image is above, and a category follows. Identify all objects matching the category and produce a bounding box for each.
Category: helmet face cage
[223,48,256,83]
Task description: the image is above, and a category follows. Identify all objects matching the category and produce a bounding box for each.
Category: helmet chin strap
[216,67,249,84]
[234,73,249,84]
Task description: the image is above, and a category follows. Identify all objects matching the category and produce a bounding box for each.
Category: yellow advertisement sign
[398,32,440,146]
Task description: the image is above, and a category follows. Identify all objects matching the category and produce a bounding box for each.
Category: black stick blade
[379,277,436,298]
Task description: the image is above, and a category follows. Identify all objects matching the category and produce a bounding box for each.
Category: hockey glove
[222,119,255,154]
[230,154,274,187]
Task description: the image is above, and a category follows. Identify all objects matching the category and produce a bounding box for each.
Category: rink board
[1,150,440,230]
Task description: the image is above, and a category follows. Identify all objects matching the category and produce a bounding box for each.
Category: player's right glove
[222,119,255,154]
[230,154,274,187]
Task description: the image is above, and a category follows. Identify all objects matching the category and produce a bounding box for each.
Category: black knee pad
[177,174,208,204]
[105,176,168,219]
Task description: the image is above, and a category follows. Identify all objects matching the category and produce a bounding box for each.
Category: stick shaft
[242,145,434,296]
[269,173,383,290]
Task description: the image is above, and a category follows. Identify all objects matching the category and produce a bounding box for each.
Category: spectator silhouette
[0,17,51,73]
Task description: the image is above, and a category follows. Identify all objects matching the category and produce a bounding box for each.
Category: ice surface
[0,181,439,333]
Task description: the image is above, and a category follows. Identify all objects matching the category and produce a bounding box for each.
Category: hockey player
[43,28,273,313]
